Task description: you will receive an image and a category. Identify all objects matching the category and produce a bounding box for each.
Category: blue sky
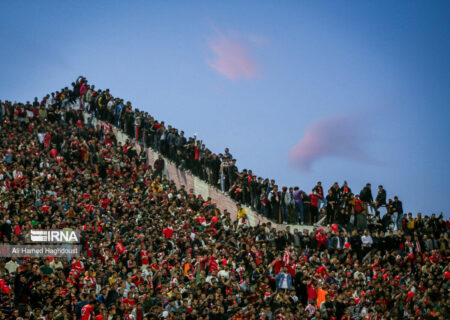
[1,1,449,216]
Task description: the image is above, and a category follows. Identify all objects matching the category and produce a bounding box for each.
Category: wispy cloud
[288,115,375,172]
[207,32,261,80]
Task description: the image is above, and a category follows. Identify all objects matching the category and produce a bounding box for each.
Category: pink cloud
[207,33,260,80]
[289,115,374,172]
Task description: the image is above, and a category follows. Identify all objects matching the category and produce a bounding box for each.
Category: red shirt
[122,297,136,307]
[163,228,173,239]
[307,283,317,301]
[309,194,319,208]
[81,304,94,320]
[208,257,218,273]
[80,85,87,96]
[141,251,149,265]
[71,261,85,273]
[316,233,328,249]
[115,242,126,254]
[354,199,363,212]
[44,133,51,148]
[100,199,111,209]
[272,259,285,275]
[132,276,144,287]
[84,204,94,214]
[150,263,160,271]
[135,310,143,320]
[429,254,441,264]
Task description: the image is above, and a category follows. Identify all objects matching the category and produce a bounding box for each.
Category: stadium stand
[0,77,448,319]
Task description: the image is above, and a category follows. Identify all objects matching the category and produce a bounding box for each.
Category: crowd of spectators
[0,77,448,320]
[72,78,422,230]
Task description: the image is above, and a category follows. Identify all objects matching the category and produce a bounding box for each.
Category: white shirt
[5,260,19,274]
[205,275,216,284]
[37,133,46,144]
[13,170,23,179]
[335,237,341,248]
[47,97,55,107]
[361,235,373,247]
[49,260,63,270]
[280,273,289,289]
[217,269,230,280]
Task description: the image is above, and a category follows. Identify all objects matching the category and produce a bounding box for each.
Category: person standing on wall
[302,191,311,225]
[220,156,230,192]
[359,183,374,214]
[280,186,291,225]
[373,185,387,210]
[313,182,326,209]
[309,191,320,224]
[153,153,165,179]
[293,187,304,225]
[268,185,281,223]
[326,189,337,225]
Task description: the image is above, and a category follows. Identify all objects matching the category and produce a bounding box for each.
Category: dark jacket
[391,200,403,214]
[154,158,165,171]
[376,189,386,205]
[331,236,345,250]
[359,187,373,203]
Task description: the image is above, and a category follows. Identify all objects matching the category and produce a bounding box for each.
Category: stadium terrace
[0,77,448,320]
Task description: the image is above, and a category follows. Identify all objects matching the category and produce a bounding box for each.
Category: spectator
[309,191,320,224]
[325,189,337,225]
[374,185,386,209]
[275,266,292,291]
[268,185,281,223]
[391,196,404,230]
[359,183,373,213]
[219,156,230,192]
[153,153,164,178]
[312,182,325,209]
[293,186,304,224]
[280,186,291,225]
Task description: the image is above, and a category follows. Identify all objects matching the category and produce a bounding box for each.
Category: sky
[1,1,449,216]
